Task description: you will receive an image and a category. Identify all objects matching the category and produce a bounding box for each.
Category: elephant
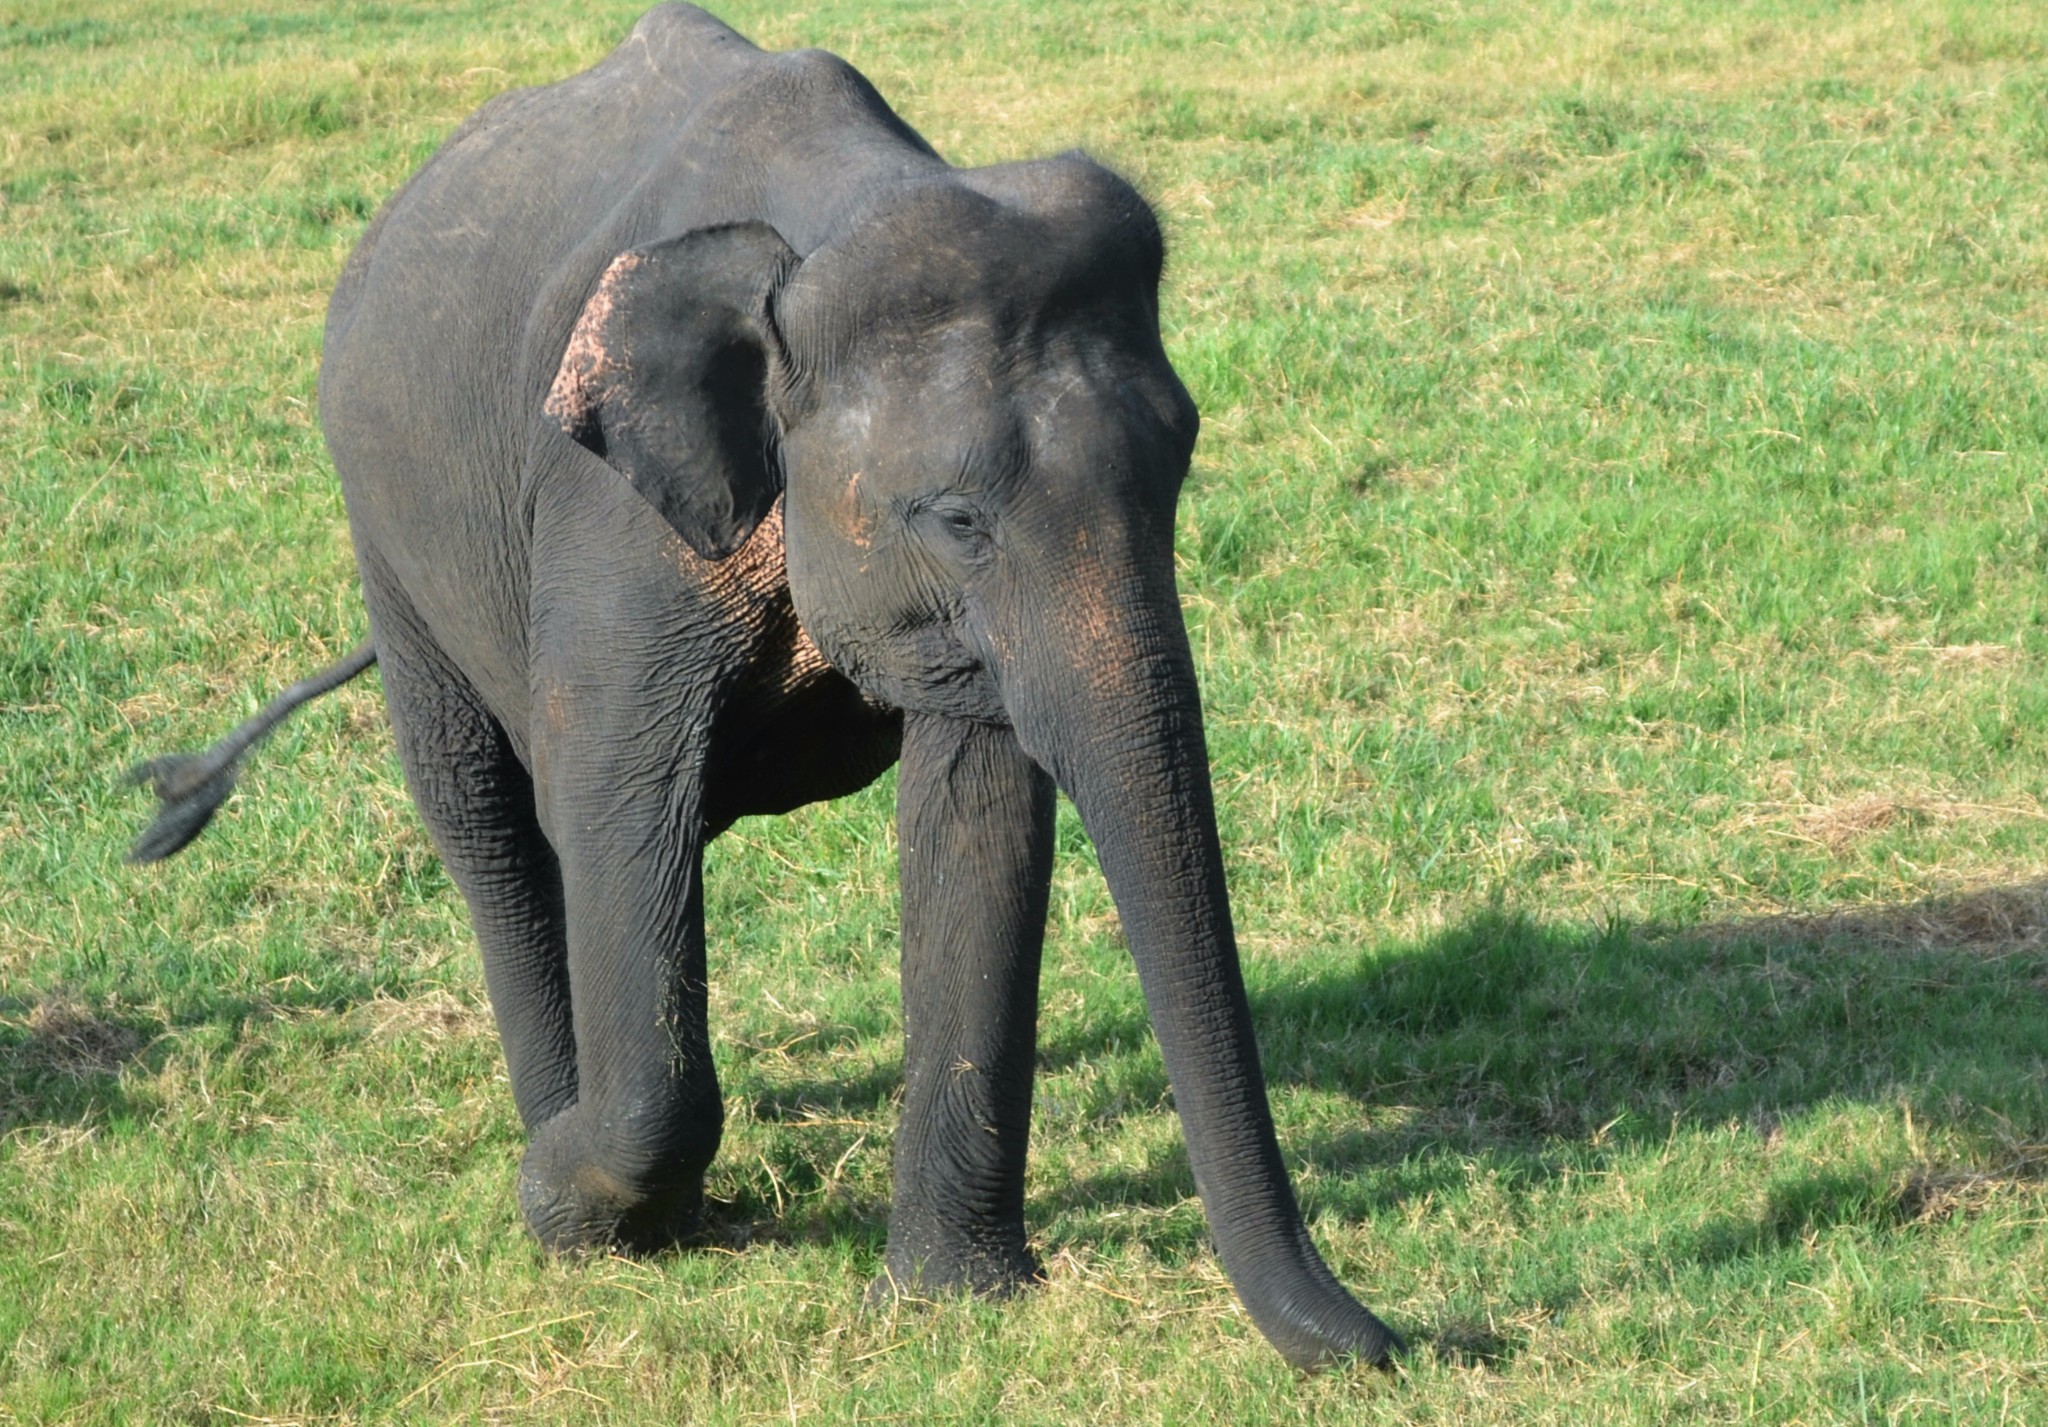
[126,4,1402,1369]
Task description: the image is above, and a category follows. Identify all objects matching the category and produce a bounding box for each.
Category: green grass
[4,0,2046,1420]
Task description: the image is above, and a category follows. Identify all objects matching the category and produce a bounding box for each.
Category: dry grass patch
[1894,1155,2047,1227]
[12,989,145,1078]
[1695,877,2048,954]
[1779,795,2048,856]
[357,989,493,1045]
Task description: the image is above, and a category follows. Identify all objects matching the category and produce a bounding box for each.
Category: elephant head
[547,154,1398,1367]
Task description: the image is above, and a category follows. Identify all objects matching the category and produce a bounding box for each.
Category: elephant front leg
[883,712,1056,1297]
[518,724,723,1257]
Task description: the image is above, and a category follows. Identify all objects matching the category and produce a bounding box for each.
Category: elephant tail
[124,641,379,864]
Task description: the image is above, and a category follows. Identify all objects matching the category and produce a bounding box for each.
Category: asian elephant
[127,4,1401,1368]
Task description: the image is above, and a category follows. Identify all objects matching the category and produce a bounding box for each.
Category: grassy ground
[4,0,2046,1420]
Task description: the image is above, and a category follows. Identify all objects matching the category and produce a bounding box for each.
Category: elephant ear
[546,222,799,561]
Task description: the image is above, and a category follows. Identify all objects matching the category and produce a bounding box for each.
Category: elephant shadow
[1027,885,2048,1361]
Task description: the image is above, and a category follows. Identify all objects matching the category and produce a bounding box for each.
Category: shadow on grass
[1028,885,2048,1359]
[1034,882,2047,1150]
[0,988,157,1135]
[0,964,442,1139]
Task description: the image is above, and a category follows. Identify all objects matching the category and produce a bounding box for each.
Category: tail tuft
[123,752,241,864]
[121,641,376,865]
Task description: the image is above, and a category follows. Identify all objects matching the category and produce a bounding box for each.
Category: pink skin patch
[545,249,645,435]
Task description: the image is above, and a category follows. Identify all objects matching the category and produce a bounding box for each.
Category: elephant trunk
[1000,574,1401,1369]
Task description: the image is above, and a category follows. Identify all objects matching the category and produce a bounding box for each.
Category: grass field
[4,0,2046,1420]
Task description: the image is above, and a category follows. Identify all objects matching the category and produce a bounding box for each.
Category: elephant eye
[914,498,993,560]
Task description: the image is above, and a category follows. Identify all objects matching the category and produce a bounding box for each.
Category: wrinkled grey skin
[296,5,1395,1367]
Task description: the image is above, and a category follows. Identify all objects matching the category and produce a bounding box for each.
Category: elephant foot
[516,1112,710,1256]
[868,1239,1045,1305]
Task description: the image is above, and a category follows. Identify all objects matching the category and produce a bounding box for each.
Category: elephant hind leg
[360,563,578,1134]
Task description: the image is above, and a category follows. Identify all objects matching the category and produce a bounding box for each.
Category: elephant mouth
[809,611,1002,723]
[888,625,1000,721]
